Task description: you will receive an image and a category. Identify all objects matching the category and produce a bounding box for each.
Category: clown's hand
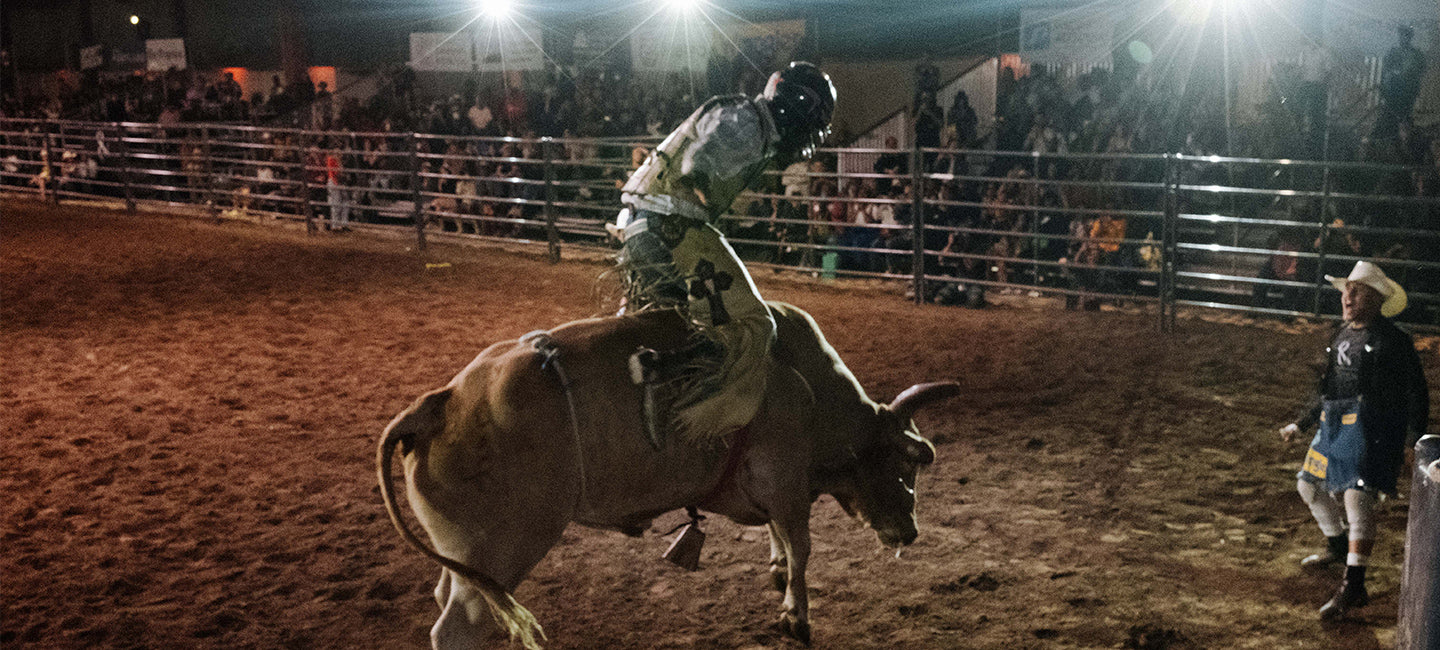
[1279,423,1300,443]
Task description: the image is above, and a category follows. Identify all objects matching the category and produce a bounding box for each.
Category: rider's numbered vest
[621,95,775,223]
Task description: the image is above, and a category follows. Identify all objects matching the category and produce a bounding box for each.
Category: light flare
[666,0,701,14]
[477,0,513,20]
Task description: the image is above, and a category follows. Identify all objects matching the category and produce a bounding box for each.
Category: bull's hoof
[778,614,811,646]
[769,569,788,593]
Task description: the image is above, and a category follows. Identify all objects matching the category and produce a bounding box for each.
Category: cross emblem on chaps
[689,259,733,327]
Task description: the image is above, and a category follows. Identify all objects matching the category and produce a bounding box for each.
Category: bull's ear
[900,435,936,465]
[889,382,961,422]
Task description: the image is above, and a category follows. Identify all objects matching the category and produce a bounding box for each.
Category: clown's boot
[1318,565,1368,620]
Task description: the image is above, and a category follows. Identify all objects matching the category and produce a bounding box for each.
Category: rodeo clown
[611,62,836,446]
[1278,260,1429,620]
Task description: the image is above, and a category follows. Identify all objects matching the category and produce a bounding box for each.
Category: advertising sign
[145,38,186,72]
[474,22,545,72]
[409,32,474,72]
[1019,6,1117,66]
[80,45,104,71]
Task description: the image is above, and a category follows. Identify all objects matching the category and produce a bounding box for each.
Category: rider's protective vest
[621,95,776,223]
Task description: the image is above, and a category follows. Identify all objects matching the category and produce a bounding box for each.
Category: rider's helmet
[762,61,837,162]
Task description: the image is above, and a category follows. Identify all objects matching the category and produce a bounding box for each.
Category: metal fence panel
[2,117,1435,331]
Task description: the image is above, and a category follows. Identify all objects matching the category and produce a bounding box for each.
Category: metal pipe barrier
[1162,152,1440,328]
[2,117,1435,331]
[1399,435,1440,650]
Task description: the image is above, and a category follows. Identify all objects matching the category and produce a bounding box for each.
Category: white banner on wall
[572,24,627,67]
[145,38,186,72]
[474,22,545,72]
[113,50,146,69]
[1324,0,1437,57]
[631,19,713,72]
[80,45,104,71]
[409,32,474,72]
[726,18,806,69]
[1019,5,1117,67]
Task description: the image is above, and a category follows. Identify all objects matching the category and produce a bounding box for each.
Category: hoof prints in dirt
[930,573,1001,594]
[365,580,407,601]
[896,603,929,617]
[192,609,249,638]
[1125,623,1187,650]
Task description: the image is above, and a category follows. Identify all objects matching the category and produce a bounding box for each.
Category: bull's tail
[377,388,546,650]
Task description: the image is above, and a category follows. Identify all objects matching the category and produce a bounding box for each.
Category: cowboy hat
[1326,260,1407,317]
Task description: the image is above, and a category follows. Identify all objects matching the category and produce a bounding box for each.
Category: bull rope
[527,331,588,510]
[697,423,750,509]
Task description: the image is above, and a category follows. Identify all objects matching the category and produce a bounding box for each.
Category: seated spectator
[1252,230,1308,313]
[468,94,496,136]
[781,158,810,199]
[874,136,906,195]
[838,180,878,270]
[1070,204,1127,309]
[870,184,908,273]
[1033,187,1071,266]
[799,180,837,269]
[932,128,966,179]
[983,168,1033,287]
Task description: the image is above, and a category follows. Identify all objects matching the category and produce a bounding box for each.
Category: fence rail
[2,117,1436,330]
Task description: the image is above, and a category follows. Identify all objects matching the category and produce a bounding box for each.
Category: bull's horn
[889,382,961,421]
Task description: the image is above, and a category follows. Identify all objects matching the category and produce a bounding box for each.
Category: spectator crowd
[2,42,1435,322]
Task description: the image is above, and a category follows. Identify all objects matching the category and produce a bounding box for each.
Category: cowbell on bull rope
[627,258,739,569]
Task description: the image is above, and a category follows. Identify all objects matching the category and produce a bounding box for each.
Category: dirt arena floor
[3,200,1436,649]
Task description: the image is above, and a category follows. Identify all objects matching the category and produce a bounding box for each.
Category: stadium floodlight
[477,0,513,20]
[1176,0,1233,24]
[129,14,140,25]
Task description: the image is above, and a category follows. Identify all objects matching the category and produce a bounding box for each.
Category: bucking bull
[378,301,958,649]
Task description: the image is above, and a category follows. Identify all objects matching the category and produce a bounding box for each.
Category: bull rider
[611,61,836,446]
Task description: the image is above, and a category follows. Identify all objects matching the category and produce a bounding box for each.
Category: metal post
[202,125,218,223]
[909,137,925,304]
[409,132,426,251]
[1398,435,1440,650]
[1158,153,1169,332]
[542,137,560,264]
[1160,153,1178,333]
[117,123,135,213]
[298,131,316,235]
[41,121,55,203]
[1031,151,1041,291]
[1311,161,1333,317]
